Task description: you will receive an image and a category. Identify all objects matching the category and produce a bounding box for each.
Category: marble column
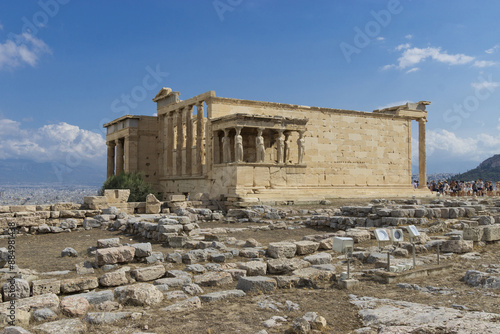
[166,113,174,176]
[116,138,124,175]
[162,114,168,177]
[213,131,221,164]
[185,105,193,175]
[222,129,230,163]
[418,119,427,189]
[106,141,115,178]
[196,102,205,174]
[176,109,184,176]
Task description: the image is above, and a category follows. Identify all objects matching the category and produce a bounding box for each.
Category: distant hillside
[451,154,500,181]
[0,159,106,186]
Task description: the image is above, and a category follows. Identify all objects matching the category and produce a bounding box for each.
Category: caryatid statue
[235,127,243,162]
[297,131,305,164]
[284,132,291,164]
[256,128,265,162]
[276,130,284,163]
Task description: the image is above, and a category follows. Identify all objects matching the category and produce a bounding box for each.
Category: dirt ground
[1,199,499,333]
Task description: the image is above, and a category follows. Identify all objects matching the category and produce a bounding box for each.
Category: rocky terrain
[0,197,498,333]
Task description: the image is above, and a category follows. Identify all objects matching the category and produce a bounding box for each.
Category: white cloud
[485,45,499,54]
[381,64,396,71]
[405,34,413,40]
[473,60,497,68]
[470,80,499,90]
[376,37,385,41]
[405,67,419,74]
[0,118,105,165]
[395,43,411,51]
[397,47,474,69]
[497,118,500,131]
[0,33,51,70]
[0,23,3,30]
[425,129,500,162]
[385,46,476,72]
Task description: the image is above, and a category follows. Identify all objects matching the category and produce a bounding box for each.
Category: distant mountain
[450,154,500,181]
[0,159,106,186]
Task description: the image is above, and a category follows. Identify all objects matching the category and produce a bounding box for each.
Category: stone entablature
[103,88,431,202]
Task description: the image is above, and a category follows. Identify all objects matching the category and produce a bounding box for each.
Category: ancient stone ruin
[104,88,430,204]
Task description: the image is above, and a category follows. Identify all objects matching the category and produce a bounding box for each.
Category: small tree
[99,172,157,202]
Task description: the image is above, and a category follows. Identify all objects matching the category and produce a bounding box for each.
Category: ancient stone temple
[104,88,430,203]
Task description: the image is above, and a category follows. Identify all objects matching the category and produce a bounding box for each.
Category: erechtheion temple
[104,88,430,203]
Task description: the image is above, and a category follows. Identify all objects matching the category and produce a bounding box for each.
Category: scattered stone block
[82,218,101,229]
[168,236,188,248]
[292,267,335,286]
[114,283,164,306]
[267,258,310,275]
[267,242,297,259]
[104,189,130,204]
[239,248,263,258]
[32,308,58,322]
[274,275,301,289]
[60,296,90,317]
[483,225,500,241]
[182,283,204,296]
[0,327,32,334]
[95,246,135,266]
[99,271,129,287]
[185,264,206,274]
[182,249,209,264]
[84,311,135,325]
[464,270,500,289]
[3,279,30,301]
[0,293,59,314]
[193,272,232,287]
[319,238,334,250]
[132,243,152,258]
[61,247,78,258]
[478,216,495,225]
[236,276,277,294]
[237,261,267,276]
[131,264,166,282]
[199,290,246,303]
[60,277,99,294]
[294,240,319,255]
[75,261,95,275]
[224,269,247,281]
[345,229,371,243]
[76,290,114,305]
[0,248,9,268]
[145,251,164,264]
[440,240,473,254]
[97,238,122,248]
[154,277,192,288]
[303,252,332,265]
[32,318,86,334]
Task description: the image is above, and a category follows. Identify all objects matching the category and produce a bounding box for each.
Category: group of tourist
[422,179,500,197]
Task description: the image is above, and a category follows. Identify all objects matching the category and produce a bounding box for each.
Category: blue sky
[0,0,499,177]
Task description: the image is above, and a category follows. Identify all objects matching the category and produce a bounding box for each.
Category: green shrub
[99,172,157,202]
